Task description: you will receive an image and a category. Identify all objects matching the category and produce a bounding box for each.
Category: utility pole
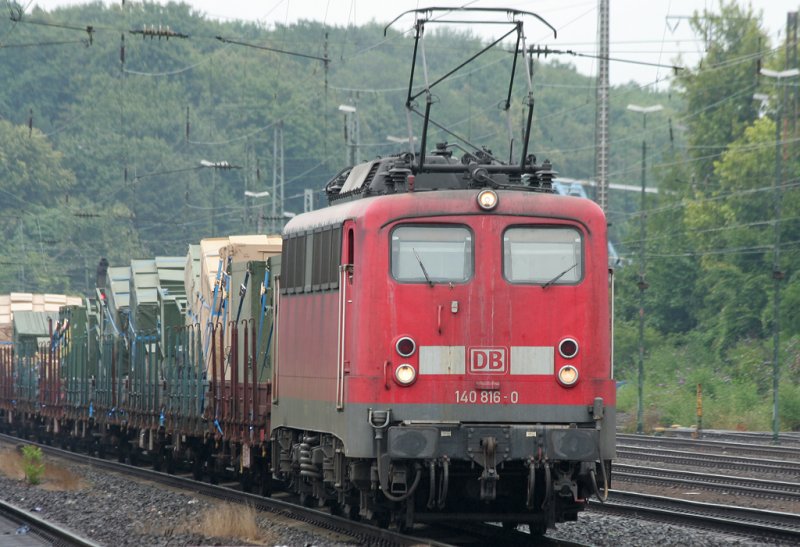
[595,0,610,211]
[788,13,798,140]
[304,189,314,213]
[84,255,89,295]
[339,103,358,166]
[245,190,270,233]
[627,103,662,435]
[761,65,799,443]
[271,123,285,234]
[18,219,25,287]
[200,160,242,237]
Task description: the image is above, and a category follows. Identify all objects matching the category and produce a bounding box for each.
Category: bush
[780,382,800,431]
[21,445,45,485]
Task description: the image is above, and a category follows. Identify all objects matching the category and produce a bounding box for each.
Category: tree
[675,2,767,188]
[0,120,77,292]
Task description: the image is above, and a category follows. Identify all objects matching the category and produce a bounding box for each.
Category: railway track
[618,433,800,460]
[0,433,581,546]
[613,463,800,501]
[0,432,434,547]
[591,490,800,544]
[616,444,800,476]
[0,498,100,547]
[656,429,800,447]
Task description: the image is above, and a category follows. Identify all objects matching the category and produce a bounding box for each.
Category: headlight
[394,364,417,386]
[557,365,579,387]
[477,189,498,210]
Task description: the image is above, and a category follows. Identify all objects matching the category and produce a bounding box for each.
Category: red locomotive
[272,156,614,532]
[269,8,614,532]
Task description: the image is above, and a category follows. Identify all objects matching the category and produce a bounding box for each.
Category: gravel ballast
[0,443,791,546]
[0,445,355,546]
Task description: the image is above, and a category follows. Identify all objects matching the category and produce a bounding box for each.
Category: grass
[191,502,267,544]
[614,327,800,433]
[615,337,800,433]
[0,447,84,490]
[21,445,45,485]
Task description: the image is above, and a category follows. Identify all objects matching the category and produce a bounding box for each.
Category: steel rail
[0,498,102,547]
[591,490,800,544]
[617,445,800,475]
[648,429,800,447]
[618,433,800,458]
[613,463,800,501]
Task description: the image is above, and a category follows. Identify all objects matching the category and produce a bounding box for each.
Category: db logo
[468,347,508,374]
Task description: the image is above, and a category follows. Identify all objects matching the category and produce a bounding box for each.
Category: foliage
[20,445,45,485]
[615,335,786,432]
[610,1,800,433]
[674,1,766,187]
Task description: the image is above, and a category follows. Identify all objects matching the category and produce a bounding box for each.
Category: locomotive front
[353,186,613,530]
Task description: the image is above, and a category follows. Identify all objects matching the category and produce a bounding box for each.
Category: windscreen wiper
[413,249,434,287]
[542,263,577,289]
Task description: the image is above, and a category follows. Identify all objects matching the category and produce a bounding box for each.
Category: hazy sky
[24,1,800,86]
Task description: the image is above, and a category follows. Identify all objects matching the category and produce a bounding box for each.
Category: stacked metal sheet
[0,293,83,342]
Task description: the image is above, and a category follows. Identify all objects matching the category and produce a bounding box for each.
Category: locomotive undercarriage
[271,424,610,533]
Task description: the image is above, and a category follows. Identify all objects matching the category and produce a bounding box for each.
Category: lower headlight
[395,364,417,386]
[557,365,579,387]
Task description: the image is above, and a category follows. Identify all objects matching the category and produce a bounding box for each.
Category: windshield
[391,225,473,283]
[504,227,583,284]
